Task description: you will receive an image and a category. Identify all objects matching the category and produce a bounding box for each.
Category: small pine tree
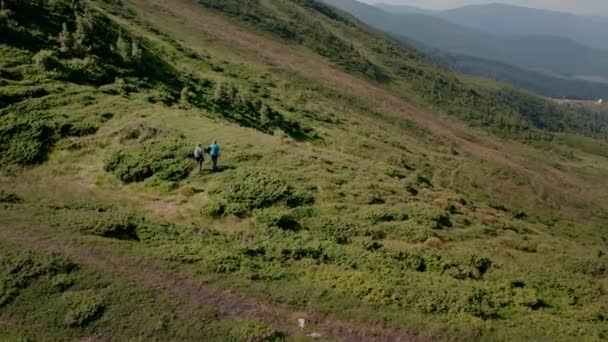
[180,87,190,108]
[73,14,92,53]
[115,33,131,62]
[32,49,57,70]
[213,81,229,106]
[115,77,127,95]
[58,23,72,53]
[259,104,272,125]
[131,40,142,63]
[226,84,236,102]
[236,89,249,110]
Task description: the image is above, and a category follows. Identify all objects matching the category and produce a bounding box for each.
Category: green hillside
[2,0,608,340]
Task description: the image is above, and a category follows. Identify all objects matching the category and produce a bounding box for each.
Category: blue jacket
[209,143,220,156]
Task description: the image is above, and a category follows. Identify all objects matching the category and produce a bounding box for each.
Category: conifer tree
[73,14,92,53]
[180,87,190,108]
[236,89,249,110]
[213,81,229,106]
[58,23,72,53]
[116,33,131,62]
[260,104,272,125]
[131,40,142,63]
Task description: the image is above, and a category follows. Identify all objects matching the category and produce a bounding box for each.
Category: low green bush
[32,49,60,70]
[222,168,294,208]
[360,207,408,224]
[104,138,191,183]
[0,250,75,307]
[0,191,23,203]
[0,108,103,168]
[253,208,300,231]
[50,200,114,212]
[0,121,55,166]
[77,211,141,240]
[0,86,49,108]
[200,199,227,218]
[308,216,367,244]
[62,291,104,327]
[63,56,114,85]
[380,221,434,243]
[230,320,284,342]
[205,168,314,216]
[408,203,452,230]
[58,119,98,137]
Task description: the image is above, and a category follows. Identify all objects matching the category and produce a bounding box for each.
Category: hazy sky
[363,0,608,14]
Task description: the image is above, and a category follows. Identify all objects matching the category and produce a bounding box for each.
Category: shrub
[466,287,500,319]
[469,256,493,280]
[104,138,191,183]
[230,320,284,342]
[0,108,102,168]
[77,211,141,240]
[361,207,408,224]
[224,202,249,218]
[206,252,241,274]
[59,119,98,137]
[222,168,292,208]
[32,49,59,70]
[253,208,300,231]
[64,56,113,85]
[394,250,427,272]
[52,200,114,212]
[209,168,313,212]
[408,203,452,230]
[0,250,75,307]
[0,191,23,203]
[233,152,263,162]
[62,291,104,327]
[201,199,226,218]
[0,121,55,166]
[380,221,434,243]
[386,168,407,179]
[503,238,538,253]
[308,216,365,244]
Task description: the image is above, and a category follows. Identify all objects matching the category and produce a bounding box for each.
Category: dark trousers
[196,158,203,173]
[211,155,218,171]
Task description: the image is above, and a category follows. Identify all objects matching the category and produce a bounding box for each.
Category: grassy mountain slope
[328,0,608,86]
[2,0,608,340]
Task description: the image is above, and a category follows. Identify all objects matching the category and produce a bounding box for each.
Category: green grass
[0,242,239,341]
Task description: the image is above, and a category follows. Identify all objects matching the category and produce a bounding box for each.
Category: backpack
[194,148,203,159]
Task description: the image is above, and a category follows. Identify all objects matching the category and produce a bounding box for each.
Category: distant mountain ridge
[374,3,432,14]
[437,3,608,51]
[375,2,608,51]
[326,0,608,99]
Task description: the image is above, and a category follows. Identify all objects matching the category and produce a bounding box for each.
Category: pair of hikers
[194,140,220,173]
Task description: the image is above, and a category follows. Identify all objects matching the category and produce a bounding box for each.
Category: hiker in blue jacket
[209,139,220,171]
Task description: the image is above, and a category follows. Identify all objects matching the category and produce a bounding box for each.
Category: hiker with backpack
[209,139,220,171]
[194,144,204,174]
